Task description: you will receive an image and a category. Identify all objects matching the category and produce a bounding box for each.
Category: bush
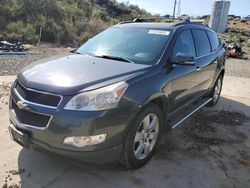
[0,0,151,44]
[21,23,36,36]
[6,21,24,34]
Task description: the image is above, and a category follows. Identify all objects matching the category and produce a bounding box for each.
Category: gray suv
[9,19,225,169]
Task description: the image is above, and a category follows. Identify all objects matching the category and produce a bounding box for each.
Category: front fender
[122,69,170,135]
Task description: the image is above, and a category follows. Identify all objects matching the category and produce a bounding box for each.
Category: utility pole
[177,0,181,17]
[172,0,177,21]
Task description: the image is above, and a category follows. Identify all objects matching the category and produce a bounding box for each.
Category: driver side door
[166,30,202,114]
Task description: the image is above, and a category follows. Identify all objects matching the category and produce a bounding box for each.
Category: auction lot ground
[0,50,250,188]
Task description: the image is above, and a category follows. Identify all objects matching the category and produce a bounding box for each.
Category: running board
[169,98,212,129]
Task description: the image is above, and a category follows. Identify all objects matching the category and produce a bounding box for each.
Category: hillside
[0,0,150,45]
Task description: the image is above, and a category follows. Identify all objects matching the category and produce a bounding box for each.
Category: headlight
[64,81,128,111]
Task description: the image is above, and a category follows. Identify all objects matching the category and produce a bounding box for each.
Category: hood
[18,53,150,95]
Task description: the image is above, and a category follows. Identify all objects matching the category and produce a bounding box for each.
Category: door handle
[196,67,202,72]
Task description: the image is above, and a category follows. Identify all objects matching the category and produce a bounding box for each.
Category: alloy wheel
[213,78,222,102]
[133,113,159,160]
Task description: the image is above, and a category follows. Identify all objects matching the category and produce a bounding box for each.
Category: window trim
[206,30,220,52]
[170,29,197,61]
[205,31,213,52]
[191,29,212,58]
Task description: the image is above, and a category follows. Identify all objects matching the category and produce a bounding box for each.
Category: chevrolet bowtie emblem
[16,101,29,110]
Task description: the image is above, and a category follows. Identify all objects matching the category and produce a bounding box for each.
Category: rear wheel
[207,75,223,106]
[121,104,163,169]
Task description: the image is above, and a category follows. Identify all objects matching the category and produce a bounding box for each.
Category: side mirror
[173,53,195,66]
[220,40,227,49]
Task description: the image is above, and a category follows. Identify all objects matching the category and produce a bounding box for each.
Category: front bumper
[9,81,138,163]
[9,123,123,163]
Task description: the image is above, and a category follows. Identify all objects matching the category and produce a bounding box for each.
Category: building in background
[209,0,230,33]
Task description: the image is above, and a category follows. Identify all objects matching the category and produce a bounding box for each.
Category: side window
[172,30,196,59]
[207,31,219,51]
[192,29,211,57]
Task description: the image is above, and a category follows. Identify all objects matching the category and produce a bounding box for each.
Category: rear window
[192,29,211,57]
[207,31,219,51]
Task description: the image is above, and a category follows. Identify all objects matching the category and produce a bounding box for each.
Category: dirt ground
[0,74,250,188]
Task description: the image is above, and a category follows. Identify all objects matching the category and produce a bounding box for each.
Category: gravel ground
[0,81,11,106]
[0,45,249,78]
[225,54,250,78]
[0,45,71,76]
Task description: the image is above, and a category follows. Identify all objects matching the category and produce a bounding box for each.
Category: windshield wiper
[70,49,86,55]
[94,55,134,64]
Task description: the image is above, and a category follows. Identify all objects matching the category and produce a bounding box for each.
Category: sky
[116,0,250,17]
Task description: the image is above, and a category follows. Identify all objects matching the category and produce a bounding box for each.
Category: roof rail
[118,21,135,25]
[119,17,208,27]
[174,18,208,27]
[118,17,172,24]
[133,18,154,22]
[174,17,191,26]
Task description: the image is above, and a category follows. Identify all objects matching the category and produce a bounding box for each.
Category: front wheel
[207,75,223,106]
[121,104,163,169]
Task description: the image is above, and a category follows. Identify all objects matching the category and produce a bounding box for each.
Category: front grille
[15,81,61,107]
[12,100,51,128]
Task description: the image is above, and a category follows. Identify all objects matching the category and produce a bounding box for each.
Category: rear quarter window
[192,29,211,57]
[207,31,220,51]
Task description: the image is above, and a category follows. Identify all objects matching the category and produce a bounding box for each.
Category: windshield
[77,27,171,65]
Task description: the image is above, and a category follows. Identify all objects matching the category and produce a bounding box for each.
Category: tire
[121,104,163,169]
[207,74,223,107]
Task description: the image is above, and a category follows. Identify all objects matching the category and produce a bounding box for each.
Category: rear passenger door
[206,30,222,84]
[192,29,217,93]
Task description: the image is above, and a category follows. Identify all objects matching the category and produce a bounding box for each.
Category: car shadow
[16,96,250,188]
[17,148,129,188]
[209,96,250,117]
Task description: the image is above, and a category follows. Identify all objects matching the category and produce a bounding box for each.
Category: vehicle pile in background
[224,41,247,59]
[0,41,27,55]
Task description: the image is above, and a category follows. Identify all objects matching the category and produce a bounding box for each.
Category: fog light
[63,134,106,148]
